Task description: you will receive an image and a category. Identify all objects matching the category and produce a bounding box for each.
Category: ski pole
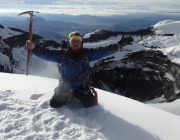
[18,11,39,76]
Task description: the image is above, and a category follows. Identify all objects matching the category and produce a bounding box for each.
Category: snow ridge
[0,25,22,40]
[84,29,103,38]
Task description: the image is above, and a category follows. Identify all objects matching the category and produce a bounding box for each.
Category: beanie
[69,31,82,42]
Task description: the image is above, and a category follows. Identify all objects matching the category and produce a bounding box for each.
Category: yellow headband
[69,32,82,42]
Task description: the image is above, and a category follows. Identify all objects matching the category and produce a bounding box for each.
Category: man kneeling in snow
[26,31,133,108]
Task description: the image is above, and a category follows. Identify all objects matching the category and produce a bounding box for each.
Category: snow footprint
[38,101,49,109]
[0,90,14,99]
[34,101,50,113]
[0,102,9,111]
[30,94,43,100]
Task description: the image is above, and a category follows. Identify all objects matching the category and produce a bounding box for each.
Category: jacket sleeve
[84,42,119,62]
[31,44,65,63]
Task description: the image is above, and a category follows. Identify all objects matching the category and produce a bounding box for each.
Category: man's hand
[26,40,36,49]
[60,39,67,49]
[117,35,134,50]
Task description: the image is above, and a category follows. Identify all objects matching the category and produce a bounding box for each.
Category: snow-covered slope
[0,25,22,40]
[154,20,180,35]
[0,72,180,140]
[139,20,180,65]
[12,47,60,78]
[0,24,58,78]
[0,25,26,73]
[84,29,104,38]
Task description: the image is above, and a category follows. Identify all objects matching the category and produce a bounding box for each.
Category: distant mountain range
[36,31,65,42]
[0,15,111,41]
[40,13,180,26]
[1,13,180,41]
[0,16,18,21]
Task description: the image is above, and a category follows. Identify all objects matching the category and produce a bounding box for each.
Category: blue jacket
[32,42,119,86]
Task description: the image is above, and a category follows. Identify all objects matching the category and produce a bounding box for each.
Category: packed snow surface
[0,73,180,140]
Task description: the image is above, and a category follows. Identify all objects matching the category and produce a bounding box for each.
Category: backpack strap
[83,53,89,65]
[61,53,67,67]
[61,48,68,67]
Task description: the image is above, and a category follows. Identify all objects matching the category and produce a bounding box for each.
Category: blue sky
[0,0,180,15]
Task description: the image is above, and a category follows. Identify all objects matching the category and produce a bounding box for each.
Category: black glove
[117,35,134,50]
[60,39,67,49]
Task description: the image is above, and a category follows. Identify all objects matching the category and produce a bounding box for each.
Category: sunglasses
[71,40,81,44]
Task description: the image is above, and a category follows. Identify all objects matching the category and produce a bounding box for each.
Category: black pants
[50,85,96,108]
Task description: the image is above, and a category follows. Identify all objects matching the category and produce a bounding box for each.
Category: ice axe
[18,11,40,76]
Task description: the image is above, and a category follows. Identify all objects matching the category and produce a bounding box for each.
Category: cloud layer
[0,0,180,15]
[38,4,151,15]
[0,0,180,5]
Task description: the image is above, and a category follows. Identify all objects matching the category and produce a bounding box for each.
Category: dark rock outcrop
[0,64,12,73]
[41,40,60,48]
[0,25,12,73]
[8,27,26,33]
[3,32,60,49]
[0,24,4,28]
[3,33,44,49]
[90,50,178,102]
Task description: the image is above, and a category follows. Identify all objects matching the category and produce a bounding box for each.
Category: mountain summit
[1,20,180,103]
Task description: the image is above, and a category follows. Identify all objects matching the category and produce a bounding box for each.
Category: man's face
[70,39,82,50]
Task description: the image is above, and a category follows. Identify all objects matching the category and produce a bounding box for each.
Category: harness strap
[61,75,89,88]
[66,55,89,89]
[60,49,90,91]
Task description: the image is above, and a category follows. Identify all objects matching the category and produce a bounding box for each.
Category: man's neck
[70,46,82,53]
